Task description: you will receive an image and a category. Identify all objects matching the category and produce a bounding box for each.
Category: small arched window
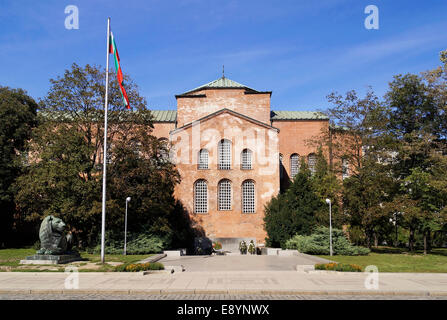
[198,149,209,169]
[241,149,252,170]
[242,180,255,213]
[218,139,231,170]
[308,153,317,175]
[194,180,208,213]
[290,153,300,178]
[218,179,232,211]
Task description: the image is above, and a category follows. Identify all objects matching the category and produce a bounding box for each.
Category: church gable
[170,108,278,135]
[175,76,271,127]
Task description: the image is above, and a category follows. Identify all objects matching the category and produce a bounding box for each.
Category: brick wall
[170,111,279,244]
[176,89,271,127]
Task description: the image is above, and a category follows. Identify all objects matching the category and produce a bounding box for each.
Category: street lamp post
[326,198,333,256]
[394,212,398,247]
[124,197,131,255]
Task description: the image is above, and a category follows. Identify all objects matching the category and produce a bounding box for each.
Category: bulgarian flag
[109,31,130,109]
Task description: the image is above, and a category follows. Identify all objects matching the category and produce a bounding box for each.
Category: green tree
[14,63,186,248]
[0,87,38,247]
[314,89,395,247]
[386,74,439,179]
[311,147,343,227]
[264,160,322,248]
[383,63,447,251]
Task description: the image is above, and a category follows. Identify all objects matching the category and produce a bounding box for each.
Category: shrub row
[315,263,362,272]
[114,262,164,272]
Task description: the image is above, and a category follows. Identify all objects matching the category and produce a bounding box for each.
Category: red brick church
[150,76,330,246]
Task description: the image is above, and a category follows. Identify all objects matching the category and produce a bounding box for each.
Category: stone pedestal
[20,253,83,265]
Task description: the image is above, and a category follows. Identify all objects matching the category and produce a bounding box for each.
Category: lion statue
[36,215,73,255]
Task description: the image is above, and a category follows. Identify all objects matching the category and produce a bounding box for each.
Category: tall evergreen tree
[264,160,321,248]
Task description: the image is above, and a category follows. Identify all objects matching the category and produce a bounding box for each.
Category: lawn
[318,247,447,273]
[0,248,153,272]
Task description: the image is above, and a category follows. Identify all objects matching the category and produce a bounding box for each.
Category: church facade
[150,76,330,245]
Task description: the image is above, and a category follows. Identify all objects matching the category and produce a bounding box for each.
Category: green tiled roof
[181,76,257,95]
[270,111,328,120]
[149,110,328,123]
[150,110,177,122]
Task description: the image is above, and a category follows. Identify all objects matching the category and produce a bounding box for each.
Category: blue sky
[1,0,446,111]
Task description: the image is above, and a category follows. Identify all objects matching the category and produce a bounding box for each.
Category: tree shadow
[280,163,290,193]
[169,200,208,255]
[371,246,447,256]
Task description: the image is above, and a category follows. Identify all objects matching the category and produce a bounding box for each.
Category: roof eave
[170,108,279,135]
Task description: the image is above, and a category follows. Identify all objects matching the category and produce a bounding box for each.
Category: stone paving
[1,293,446,300]
[158,254,330,271]
[1,271,447,297]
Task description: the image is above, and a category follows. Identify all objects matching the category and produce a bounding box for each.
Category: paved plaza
[158,253,331,271]
[1,293,446,300]
[1,269,447,298]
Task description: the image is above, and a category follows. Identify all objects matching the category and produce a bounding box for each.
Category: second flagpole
[100,17,111,264]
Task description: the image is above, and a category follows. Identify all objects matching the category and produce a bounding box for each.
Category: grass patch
[81,253,152,264]
[318,247,447,273]
[0,248,35,267]
[0,248,154,272]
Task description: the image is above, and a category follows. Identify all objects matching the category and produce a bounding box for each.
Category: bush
[285,226,370,256]
[92,233,167,255]
[114,262,164,272]
[315,263,362,272]
[212,241,222,250]
[32,240,41,251]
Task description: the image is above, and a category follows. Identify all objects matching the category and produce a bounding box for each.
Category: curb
[1,289,447,296]
[138,253,167,264]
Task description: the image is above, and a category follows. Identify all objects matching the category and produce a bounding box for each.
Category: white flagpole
[101,17,111,264]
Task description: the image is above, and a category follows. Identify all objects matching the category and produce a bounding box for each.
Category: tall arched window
[308,153,316,175]
[198,149,209,169]
[290,153,300,178]
[194,180,208,213]
[218,139,231,170]
[242,180,255,213]
[241,149,252,170]
[218,179,232,211]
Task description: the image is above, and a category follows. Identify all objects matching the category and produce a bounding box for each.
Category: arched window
[218,179,232,211]
[241,149,252,170]
[194,180,208,213]
[342,158,349,179]
[198,149,209,169]
[218,139,231,170]
[308,153,316,175]
[290,153,300,178]
[242,180,255,213]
